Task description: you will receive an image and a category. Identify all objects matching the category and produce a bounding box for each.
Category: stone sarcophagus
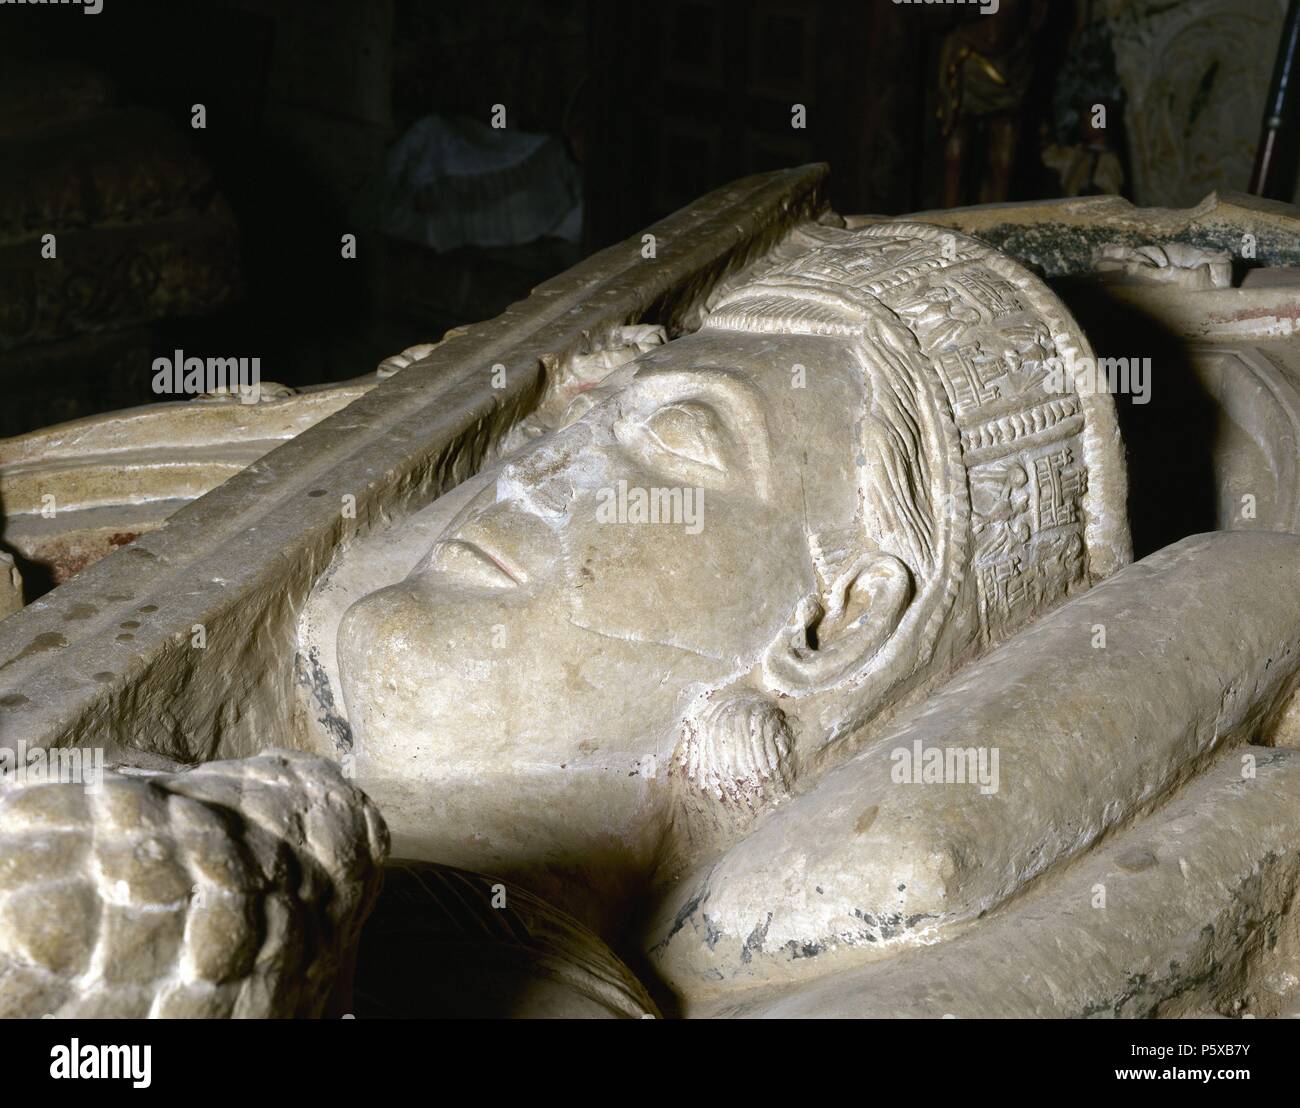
[3,165,1300,1019]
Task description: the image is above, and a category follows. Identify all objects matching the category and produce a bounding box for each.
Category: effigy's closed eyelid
[639,402,727,471]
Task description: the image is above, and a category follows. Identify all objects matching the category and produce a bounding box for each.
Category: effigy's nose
[495,437,587,518]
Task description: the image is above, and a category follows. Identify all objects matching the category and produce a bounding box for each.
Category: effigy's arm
[646,530,1300,1008]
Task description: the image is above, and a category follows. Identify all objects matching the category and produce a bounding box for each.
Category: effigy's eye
[640,402,725,471]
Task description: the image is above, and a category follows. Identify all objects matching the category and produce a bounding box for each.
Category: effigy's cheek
[559,491,810,665]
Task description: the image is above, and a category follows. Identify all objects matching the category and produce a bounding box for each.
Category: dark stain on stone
[115,633,135,643]
[0,693,31,708]
[853,907,914,942]
[741,913,772,964]
[854,804,879,835]
[119,620,141,630]
[63,603,98,621]
[703,915,722,951]
[137,604,158,614]
[652,884,708,953]
[92,672,115,683]
[786,940,825,959]
[1117,848,1158,873]
[0,632,68,674]
[977,218,1300,279]
[293,647,353,752]
[22,632,65,655]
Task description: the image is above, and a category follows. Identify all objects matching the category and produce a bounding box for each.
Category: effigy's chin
[336,579,558,775]
[334,575,697,897]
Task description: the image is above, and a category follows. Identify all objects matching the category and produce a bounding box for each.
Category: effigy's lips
[646,531,1300,996]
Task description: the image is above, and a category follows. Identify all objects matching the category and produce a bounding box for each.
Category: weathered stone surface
[713,745,1300,1019]
[0,109,216,246]
[0,750,387,1018]
[1104,0,1283,209]
[1093,242,1233,289]
[326,219,1128,936]
[850,192,1300,277]
[0,554,20,619]
[5,174,1300,1020]
[0,378,377,587]
[647,532,1300,1001]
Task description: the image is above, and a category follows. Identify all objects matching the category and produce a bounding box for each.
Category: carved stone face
[336,328,875,876]
[333,223,1128,918]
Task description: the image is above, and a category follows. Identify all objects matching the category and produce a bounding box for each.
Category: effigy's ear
[760,551,912,697]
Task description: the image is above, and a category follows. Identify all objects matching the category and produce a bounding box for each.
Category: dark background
[0,0,1274,434]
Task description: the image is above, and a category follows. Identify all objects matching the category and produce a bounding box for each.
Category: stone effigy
[319,221,1129,940]
[4,167,1300,1017]
[653,530,1300,1007]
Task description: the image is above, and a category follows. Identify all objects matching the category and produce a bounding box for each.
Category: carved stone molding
[1105,0,1287,208]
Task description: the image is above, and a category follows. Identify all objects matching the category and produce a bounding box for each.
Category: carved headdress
[700,222,1130,728]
